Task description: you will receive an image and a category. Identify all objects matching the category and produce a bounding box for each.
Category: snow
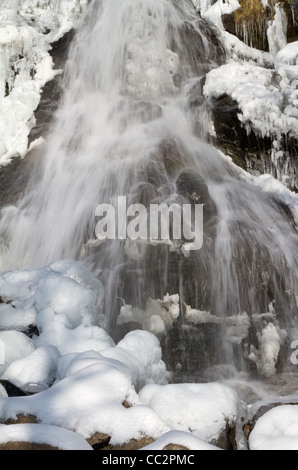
[204,62,298,140]
[0,0,88,165]
[249,406,298,450]
[191,0,298,189]
[0,331,35,376]
[141,430,221,451]
[2,345,60,392]
[0,423,93,450]
[277,42,298,66]
[139,382,239,444]
[0,259,241,449]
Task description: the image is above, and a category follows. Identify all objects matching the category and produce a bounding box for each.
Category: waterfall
[0,0,297,376]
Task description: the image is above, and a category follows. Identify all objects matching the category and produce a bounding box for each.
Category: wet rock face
[28,30,75,146]
[210,94,298,192]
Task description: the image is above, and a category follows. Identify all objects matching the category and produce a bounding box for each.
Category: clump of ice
[249,405,298,450]
[117,294,180,336]
[248,322,287,378]
[0,0,88,165]
[184,305,221,325]
[267,4,288,56]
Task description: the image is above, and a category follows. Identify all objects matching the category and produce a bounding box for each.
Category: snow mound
[139,382,239,444]
[249,405,298,450]
[0,423,92,450]
[0,359,170,445]
[141,430,221,451]
[0,331,35,376]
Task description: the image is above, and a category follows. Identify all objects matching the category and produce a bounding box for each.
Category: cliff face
[192,0,298,192]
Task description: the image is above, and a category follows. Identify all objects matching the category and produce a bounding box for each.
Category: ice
[0,423,92,450]
[0,0,88,165]
[248,323,288,378]
[184,305,221,325]
[117,294,180,336]
[204,62,298,140]
[249,406,298,450]
[0,359,170,445]
[192,0,298,183]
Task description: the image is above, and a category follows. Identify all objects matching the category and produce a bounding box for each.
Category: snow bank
[141,430,221,451]
[0,423,92,450]
[0,260,109,358]
[249,406,298,450]
[139,382,239,444]
[0,359,170,445]
[0,258,242,449]
[0,0,88,165]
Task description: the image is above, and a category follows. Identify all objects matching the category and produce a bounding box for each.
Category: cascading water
[0,0,297,386]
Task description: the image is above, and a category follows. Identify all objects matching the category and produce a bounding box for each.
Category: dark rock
[5,414,38,425]
[210,420,237,450]
[87,433,111,450]
[163,444,189,450]
[0,441,59,451]
[107,437,155,451]
[0,380,29,397]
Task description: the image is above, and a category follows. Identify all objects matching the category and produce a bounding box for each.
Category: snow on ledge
[0,0,88,166]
